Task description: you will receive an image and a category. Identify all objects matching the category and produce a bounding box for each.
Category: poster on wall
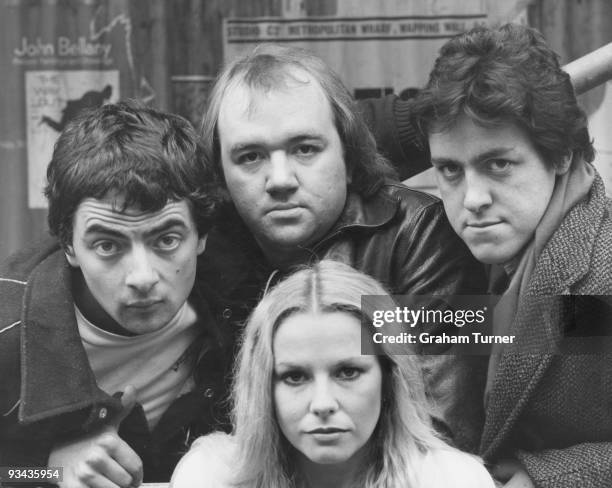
[25,70,119,208]
[222,0,527,192]
[3,0,152,210]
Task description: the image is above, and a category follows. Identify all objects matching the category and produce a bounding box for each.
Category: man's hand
[48,385,143,488]
[492,459,535,488]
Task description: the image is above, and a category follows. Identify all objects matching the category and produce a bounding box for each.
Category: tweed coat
[365,97,612,486]
[479,173,612,487]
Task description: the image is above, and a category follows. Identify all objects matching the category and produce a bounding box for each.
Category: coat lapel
[480,176,605,458]
[480,299,562,458]
[20,250,112,423]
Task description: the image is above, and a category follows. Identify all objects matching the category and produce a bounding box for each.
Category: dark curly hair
[45,100,221,249]
[412,23,594,168]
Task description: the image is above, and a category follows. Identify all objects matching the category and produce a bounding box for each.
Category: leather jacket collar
[315,188,398,249]
[202,188,400,296]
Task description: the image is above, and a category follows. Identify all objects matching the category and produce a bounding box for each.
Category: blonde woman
[171,261,494,487]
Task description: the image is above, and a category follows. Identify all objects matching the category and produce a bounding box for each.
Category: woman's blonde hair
[231,260,447,487]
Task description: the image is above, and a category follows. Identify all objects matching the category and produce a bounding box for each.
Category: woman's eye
[157,234,181,251]
[280,371,308,385]
[93,240,119,256]
[337,367,361,380]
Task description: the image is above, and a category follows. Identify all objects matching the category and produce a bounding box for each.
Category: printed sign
[4,1,154,209]
[223,1,489,96]
[25,70,119,208]
[225,15,487,44]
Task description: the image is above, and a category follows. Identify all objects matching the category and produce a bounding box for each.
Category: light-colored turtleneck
[76,301,200,429]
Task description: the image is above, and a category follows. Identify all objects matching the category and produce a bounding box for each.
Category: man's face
[217,70,348,264]
[429,115,567,265]
[66,195,206,335]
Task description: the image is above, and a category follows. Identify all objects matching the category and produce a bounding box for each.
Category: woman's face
[273,311,382,467]
[429,115,568,264]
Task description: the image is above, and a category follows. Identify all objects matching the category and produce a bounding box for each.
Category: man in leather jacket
[197,44,488,452]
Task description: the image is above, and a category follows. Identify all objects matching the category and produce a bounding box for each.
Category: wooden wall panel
[2,0,612,260]
[0,0,160,261]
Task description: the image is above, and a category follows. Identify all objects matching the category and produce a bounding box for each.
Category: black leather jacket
[198,181,486,346]
[197,181,488,452]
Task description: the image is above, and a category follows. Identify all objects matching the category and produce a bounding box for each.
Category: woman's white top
[170,432,495,488]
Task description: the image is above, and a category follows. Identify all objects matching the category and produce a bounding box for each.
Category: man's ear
[555,152,572,175]
[197,234,207,255]
[64,246,79,267]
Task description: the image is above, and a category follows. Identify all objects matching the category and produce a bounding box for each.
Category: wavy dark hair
[201,43,396,198]
[45,100,221,248]
[412,23,594,168]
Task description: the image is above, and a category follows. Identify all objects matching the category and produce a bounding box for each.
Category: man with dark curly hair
[0,101,226,486]
[406,24,612,488]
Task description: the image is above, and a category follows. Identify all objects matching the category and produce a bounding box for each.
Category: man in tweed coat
[408,24,612,488]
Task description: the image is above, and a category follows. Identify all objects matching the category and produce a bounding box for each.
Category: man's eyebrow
[431,157,459,166]
[83,218,189,239]
[229,142,261,155]
[82,224,125,239]
[474,147,514,162]
[431,147,515,166]
[228,133,327,155]
[287,133,326,144]
[143,218,190,237]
